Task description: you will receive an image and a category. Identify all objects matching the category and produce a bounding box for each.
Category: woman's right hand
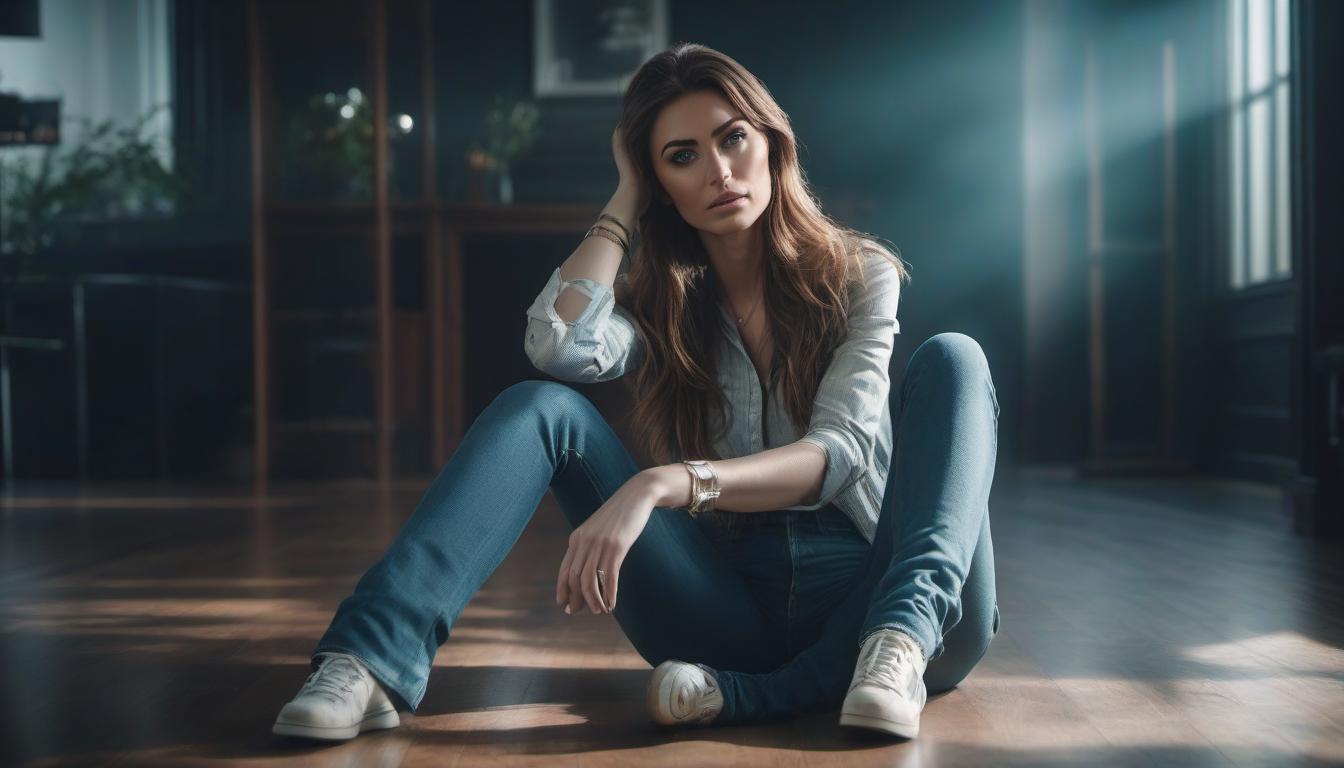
[612,125,649,216]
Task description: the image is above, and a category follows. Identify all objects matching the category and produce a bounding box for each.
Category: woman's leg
[713,332,1001,723]
[312,379,785,712]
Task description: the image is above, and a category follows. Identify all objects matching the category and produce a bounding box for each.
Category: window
[1227,0,1293,289]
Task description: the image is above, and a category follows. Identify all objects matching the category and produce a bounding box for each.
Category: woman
[273,42,1000,742]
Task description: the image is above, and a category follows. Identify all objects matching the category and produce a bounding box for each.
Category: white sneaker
[646,660,724,726]
[839,629,928,738]
[272,652,401,741]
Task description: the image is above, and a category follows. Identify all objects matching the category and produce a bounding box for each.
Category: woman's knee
[908,333,998,415]
[911,333,990,382]
[924,604,999,694]
[487,379,592,421]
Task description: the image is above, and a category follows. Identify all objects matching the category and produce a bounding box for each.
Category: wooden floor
[1,468,1341,767]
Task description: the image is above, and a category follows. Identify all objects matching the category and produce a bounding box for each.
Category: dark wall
[1019,0,1304,483]
[1201,0,1297,484]
[71,0,1332,488]
[149,0,1028,478]
[3,1,255,482]
[1289,0,1344,536]
[437,0,1027,467]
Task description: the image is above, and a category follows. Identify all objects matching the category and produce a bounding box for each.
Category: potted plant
[0,104,189,280]
[467,94,540,204]
[272,86,421,201]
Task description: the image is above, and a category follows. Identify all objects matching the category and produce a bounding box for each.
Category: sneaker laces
[299,655,367,704]
[855,633,916,693]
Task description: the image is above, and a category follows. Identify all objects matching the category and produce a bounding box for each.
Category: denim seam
[405,445,607,714]
[401,450,598,715]
[563,447,614,503]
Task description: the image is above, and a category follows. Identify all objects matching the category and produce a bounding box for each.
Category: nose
[708,153,732,185]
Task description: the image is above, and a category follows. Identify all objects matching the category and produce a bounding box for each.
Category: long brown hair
[614,43,910,466]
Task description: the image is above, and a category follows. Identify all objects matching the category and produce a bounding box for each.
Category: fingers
[578,546,606,615]
[556,538,576,612]
[606,551,626,613]
[595,568,611,614]
[566,542,588,615]
[560,529,622,616]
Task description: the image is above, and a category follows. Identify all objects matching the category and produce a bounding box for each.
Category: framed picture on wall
[533,0,669,97]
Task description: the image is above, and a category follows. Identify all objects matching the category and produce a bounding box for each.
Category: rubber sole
[839,710,919,739]
[272,706,400,741]
[645,663,680,725]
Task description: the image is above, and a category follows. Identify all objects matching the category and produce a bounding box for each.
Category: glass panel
[387,0,427,201]
[263,0,375,202]
[1247,0,1271,92]
[1274,83,1291,277]
[1229,0,1244,100]
[1230,103,1245,289]
[269,227,377,423]
[270,228,376,312]
[1228,0,1245,289]
[1274,0,1290,77]
[391,231,430,473]
[1247,96,1271,284]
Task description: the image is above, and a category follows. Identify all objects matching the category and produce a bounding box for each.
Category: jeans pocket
[813,505,855,537]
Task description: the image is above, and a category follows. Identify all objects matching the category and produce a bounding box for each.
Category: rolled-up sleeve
[523,266,644,383]
[789,250,902,510]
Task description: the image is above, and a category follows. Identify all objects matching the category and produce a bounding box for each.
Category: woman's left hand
[555,471,664,616]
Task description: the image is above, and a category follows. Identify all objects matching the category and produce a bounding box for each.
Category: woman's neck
[702,225,764,301]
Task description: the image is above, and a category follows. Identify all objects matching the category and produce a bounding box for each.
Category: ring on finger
[595,568,610,612]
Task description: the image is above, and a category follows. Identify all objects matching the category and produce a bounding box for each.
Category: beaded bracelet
[596,213,633,243]
[588,223,628,250]
[589,222,628,248]
[584,225,628,256]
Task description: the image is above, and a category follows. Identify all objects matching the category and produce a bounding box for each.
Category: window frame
[1223,0,1297,294]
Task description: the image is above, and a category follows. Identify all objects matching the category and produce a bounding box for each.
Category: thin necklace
[723,279,763,326]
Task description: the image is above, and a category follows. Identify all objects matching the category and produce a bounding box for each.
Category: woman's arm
[640,440,828,512]
[522,182,644,383]
[637,246,903,514]
[522,127,646,382]
[553,184,641,323]
[553,126,645,322]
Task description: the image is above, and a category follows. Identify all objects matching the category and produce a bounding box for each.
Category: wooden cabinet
[247,0,603,484]
[248,0,437,484]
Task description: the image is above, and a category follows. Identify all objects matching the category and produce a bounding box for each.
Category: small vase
[497,162,514,204]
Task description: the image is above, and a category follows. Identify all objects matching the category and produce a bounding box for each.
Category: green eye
[671,130,747,166]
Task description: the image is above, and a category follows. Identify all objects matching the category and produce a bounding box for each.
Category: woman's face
[649,90,772,235]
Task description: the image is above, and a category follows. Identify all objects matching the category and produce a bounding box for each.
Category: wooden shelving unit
[247,0,603,485]
[247,0,438,486]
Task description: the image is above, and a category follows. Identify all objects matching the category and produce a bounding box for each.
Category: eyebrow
[660,116,746,157]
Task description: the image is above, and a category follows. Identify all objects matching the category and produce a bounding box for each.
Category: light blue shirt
[523,247,902,544]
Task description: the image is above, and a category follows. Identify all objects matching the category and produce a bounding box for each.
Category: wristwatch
[682,459,720,516]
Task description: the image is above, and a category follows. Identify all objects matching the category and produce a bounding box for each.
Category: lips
[709,192,747,209]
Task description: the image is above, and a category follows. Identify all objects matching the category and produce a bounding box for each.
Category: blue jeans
[314,332,1001,724]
